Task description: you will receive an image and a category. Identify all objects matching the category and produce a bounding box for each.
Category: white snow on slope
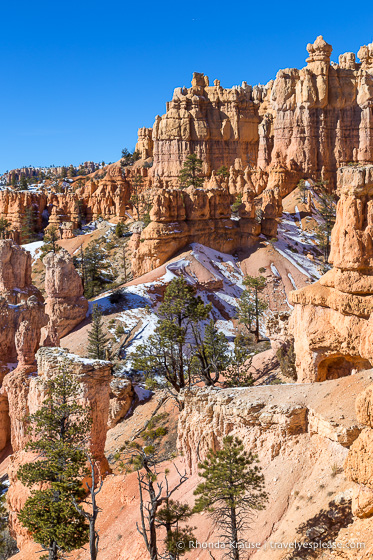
[273,212,322,280]
[22,240,43,257]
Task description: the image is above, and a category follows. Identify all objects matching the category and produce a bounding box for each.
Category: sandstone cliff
[146,36,373,190]
[0,240,47,378]
[290,165,373,383]
[129,185,260,276]
[41,249,88,346]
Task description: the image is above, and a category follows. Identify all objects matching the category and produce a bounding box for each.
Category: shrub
[109,290,124,304]
[231,194,243,214]
[115,324,125,337]
[276,341,297,381]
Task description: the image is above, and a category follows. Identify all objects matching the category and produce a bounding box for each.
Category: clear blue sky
[1,0,372,174]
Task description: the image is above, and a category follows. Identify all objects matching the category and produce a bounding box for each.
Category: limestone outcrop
[290,165,373,382]
[42,249,88,346]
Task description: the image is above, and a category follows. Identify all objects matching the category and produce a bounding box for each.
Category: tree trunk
[89,518,97,560]
[49,540,58,560]
[229,506,240,560]
[254,289,259,343]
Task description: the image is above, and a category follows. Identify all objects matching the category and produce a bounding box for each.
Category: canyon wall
[0,165,134,242]
[129,185,260,276]
[144,36,373,190]
[290,165,373,383]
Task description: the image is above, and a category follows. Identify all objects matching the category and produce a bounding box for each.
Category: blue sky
[1,0,372,173]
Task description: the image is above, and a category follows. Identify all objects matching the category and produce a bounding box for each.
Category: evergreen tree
[231,194,243,214]
[41,225,60,255]
[0,481,18,558]
[156,500,195,560]
[223,334,255,388]
[179,154,204,189]
[60,166,68,178]
[0,217,10,239]
[194,436,268,560]
[84,240,110,298]
[121,148,140,168]
[236,290,256,336]
[115,221,126,238]
[191,319,231,386]
[314,181,337,266]
[20,206,37,243]
[241,276,268,342]
[130,277,211,397]
[19,176,28,190]
[297,179,308,204]
[130,174,144,220]
[17,371,92,560]
[216,165,229,178]
[87,304,110,360]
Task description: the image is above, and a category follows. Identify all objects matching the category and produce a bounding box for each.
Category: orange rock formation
[41,249,88,346]
[290,165,373,383]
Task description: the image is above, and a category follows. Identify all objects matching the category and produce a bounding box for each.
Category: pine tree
[84,240,110,298]
[17,371,92,560]
[19,176,28,190]
[87,304,110,360]
[223,334,255,388]
[130,277,211,397]
[41,225,60,256]
[241,276,268,342]
[236,290,256,336]
[297,179,308,204]
[216,165,229,178]
[0,217,10,239]
[231,194,243,214]
[0,481,18,558]
[20,206,37,243]
[314,181,337,266]
[115,221,125,238]
[179,154,204,189]
[194,436,268,560]
[156,500,195,560]
[191,319,231,386]
[121,148,140,168]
